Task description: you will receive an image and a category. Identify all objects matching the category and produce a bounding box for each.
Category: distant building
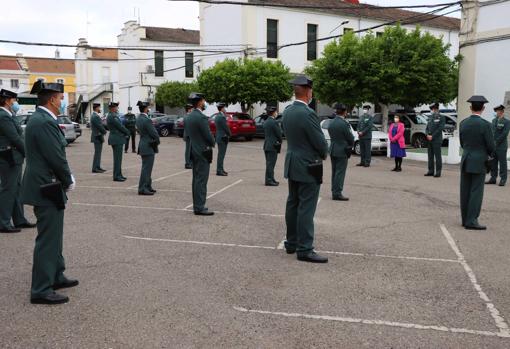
[117,21,200,114]
[75,39,119,121]
[0,55,29,96]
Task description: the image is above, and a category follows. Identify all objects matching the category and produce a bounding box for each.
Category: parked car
[71,121,82,139]
[175,116,185,137]
[19,114,77,144]
[320,119,388,155]
[209,112,256,141]
[254,113,284,138]
[421,113,456,144]
[152,115,177,137]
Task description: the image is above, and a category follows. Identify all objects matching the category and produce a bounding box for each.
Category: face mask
[147,109,151,114]
[201,102,208,111]
[59,100,67,115]
[11,102,20,113]
[394,119,400,123]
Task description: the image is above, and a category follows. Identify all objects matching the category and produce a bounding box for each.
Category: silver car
[19,114,77,144]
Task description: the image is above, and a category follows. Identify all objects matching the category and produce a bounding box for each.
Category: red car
[208,112,256,141]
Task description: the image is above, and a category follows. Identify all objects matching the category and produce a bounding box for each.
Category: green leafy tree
[307,25,459,130]
[155,81,198,108]
[198,58,293,112]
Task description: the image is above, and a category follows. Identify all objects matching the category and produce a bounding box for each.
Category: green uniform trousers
[285,179,321,255]
[192,156,210,212]
[31,205,66,298]
[331,156,348,196]
[0,163,28,229]
[490,148,508,182]
[92,142,103,171]
[216,141,227,173]
[427,143,442,175]
[460,172,485,227]
[264,151,278,183]
[359,139,371,165]
[185,138,192,167]
[111,144,124,180]
[138,155,155,193]
[124,129,137,152]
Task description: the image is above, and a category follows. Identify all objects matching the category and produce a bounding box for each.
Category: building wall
[0,70,29,94]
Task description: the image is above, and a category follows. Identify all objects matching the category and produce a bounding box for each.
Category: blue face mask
[59,100,67,115]
[11,102,20,114]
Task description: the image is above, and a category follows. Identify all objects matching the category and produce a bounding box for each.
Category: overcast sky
[0,0,460,59]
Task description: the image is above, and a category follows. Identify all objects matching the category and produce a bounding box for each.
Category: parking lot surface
[1,129,510,348]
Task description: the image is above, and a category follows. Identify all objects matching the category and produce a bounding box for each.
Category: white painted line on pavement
[123,236,276,250]
[440,224,510,337]
[128,169,189,189]
[233,307,510,338]
[277,240,285,250]
[184,179,243,209]
[317,249,460,264]
[75,185,191,193]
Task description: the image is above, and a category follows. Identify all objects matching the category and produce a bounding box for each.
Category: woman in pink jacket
[388,114,406,172]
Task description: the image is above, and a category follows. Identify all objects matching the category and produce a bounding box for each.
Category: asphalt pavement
[1,129,509,348]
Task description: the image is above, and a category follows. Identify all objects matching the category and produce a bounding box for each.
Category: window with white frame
[11,79,19,89]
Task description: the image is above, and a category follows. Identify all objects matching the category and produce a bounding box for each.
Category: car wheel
[354,141,361,155]
[160,127,170,137]
[245,136,253,141]
[412,134,427,148]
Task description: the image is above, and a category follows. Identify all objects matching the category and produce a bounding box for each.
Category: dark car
[151,115,178,137]
[254,113,284,138]
[175,116,185,137]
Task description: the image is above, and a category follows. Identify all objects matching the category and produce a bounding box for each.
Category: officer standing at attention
[124,107,137,154]
[185,93,216,216]
[183,104,193,169]
[263,106,283,186]
[425,103,445,178]
[486,104,510,186]
[328,103,355,201]
[357,105,373,167]
[107,102,130,182]
[21,80,78,304]
[90,103,107,173]
[282,75,329,263]
[459,95,495,230]
[136,101,160,196]
[0,89,36,233]
[215,102,231,176]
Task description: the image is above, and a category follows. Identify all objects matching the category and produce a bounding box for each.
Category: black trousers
[125,129,136,152]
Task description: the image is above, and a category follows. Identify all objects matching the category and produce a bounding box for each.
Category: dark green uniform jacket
[426,112,445,145]
[107,112,130,145]
[21,107,73,206]
[493,117,510,151]
[263,117,283,151]
[460,115,495,174]
[283,101,328,183]
[90,112,107,143]
[136,113,160,156]
[186,109,215,160]
[124,113,137,131]
[0,107,25,163]
[214,112,231,143]
[329,117,355,158]
[358,113,373,140]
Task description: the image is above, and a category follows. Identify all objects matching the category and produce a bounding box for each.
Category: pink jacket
[388,122,405,148]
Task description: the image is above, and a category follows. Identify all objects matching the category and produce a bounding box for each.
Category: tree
[155,81,198,108]
[197,58,293,112]
[307,25,460,130]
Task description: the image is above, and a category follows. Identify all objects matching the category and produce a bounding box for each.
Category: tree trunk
[380,103,389,133]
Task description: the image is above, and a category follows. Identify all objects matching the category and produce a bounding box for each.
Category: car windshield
[407,114,427,125]
[57,117,72,124]
[232,113,251,120]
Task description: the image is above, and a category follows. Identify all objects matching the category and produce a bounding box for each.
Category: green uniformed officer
[425,103,446,178]
[0,89,35,233]
[459,95,495,230]
[263,106,283,186]
[329,102,355,201]
[107,102,130,182]
[90,103,107,173]
[183,104,193,169]
[283,75,329,263]
[136,101,160,196]
[486,104,510,186]
[21,80,78,305]
[215,102,231,176]
[124,107,137,153]
[185,93,216,216]
[357,105,373,167]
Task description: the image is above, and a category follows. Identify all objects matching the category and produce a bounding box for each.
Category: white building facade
[75,39,119,121]
[117,21,200,114]
[0,55,30,95]
[199,0,460,115]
